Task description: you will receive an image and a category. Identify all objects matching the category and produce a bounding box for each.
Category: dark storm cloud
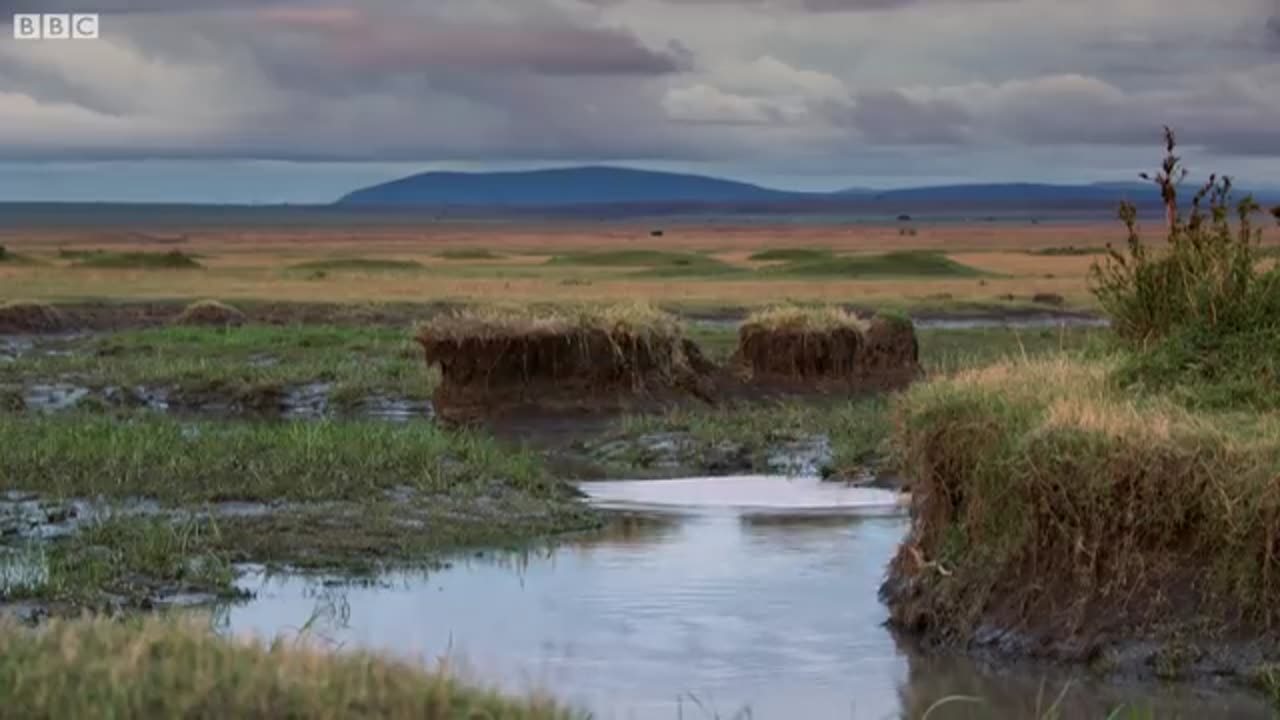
[1,0,1278,176]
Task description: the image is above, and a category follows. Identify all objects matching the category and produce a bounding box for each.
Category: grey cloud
[584,0,1012,11]
[0,0,291,13]
[846,90,973,144]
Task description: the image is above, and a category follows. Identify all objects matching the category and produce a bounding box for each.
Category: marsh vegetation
[886,130,1280,685]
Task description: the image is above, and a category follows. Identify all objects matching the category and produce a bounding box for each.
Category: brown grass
[7,222,1259,308]
[736,306,920,386]
[0,614,580,719]
[885,356,1280,665]
[416,304,712,419]
[176,299,247,327]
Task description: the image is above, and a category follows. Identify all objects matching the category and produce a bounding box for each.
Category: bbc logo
[13,13,100,40]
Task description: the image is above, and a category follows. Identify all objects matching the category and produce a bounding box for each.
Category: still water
[220,477,1272,719]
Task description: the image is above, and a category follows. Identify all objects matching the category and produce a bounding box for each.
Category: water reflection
[217,510,1271,720]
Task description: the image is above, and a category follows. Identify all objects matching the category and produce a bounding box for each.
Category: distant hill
[333,166,1278,218]
[338,166,810,207]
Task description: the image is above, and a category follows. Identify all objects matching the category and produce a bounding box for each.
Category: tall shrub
[1089,127,1277,343]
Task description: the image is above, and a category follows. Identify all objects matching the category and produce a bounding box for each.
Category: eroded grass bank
[0,615,582,719]
[884,356,1280,678]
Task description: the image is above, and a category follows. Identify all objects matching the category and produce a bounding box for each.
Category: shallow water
[219,476,1270,719]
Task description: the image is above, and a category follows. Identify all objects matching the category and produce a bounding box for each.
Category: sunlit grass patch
[0,614,584,719]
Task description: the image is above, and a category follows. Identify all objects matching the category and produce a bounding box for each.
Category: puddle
[578,475,904,516]
[218,496,1270,719]
[24,384,90,412]
[358,395,434,423]
[282,382,332,420]
[10,377,433,424]
[0,336,34,362]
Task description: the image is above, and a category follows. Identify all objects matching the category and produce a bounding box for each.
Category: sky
[0,0,1278,202]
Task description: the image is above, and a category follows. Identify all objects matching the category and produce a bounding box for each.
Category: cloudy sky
[1,0,1278,202]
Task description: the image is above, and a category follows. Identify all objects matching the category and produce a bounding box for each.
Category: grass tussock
[885,355,1280,647]
[417,304,710,417]
[0,300,64,333]
[176,299,247,327]
[0,615,582,719]
[72,250,202,269]
[742,304,868,333]
[737,305,919,384]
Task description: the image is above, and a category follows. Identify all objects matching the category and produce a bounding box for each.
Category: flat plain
[7,220,1268,309]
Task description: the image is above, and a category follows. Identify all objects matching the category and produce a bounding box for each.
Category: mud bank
[420,306,923,422]
[417,306,715,422]
[882,357,1280,690]
[736,310,921,389]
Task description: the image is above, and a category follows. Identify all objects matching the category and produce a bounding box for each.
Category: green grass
[437,249,502,260]
[0,324,433,409]
[918,326,1104,375]
[2,518,240,609]
[0,615,582,719]
[766,251,988,278]
[546,250,741,277]
[747,248,834,262]
[289,258,423,272]
[71,250,202,269]
[546,250,714,268]
[0,414,557,504]
[0,246,38,265]
[1028,246,1107,256]
[0,414,597,596]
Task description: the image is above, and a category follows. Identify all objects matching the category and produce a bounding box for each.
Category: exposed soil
[734,315,922,390]
[0,302,65,334]
[418,324,716,422]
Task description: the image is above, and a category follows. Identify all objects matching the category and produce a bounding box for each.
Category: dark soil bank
[882,360,1280,694]
[418,310,921,422]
